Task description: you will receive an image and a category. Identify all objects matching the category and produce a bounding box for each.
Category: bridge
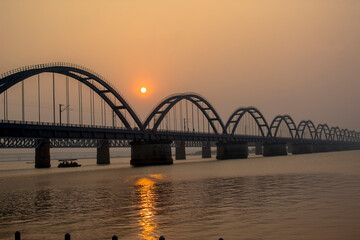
[0,63,359,167]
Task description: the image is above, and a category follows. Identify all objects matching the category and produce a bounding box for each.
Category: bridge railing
[0,119,132,131]
[154,128,220,134]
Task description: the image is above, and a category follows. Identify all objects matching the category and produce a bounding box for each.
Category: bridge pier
[35,138,51,168]
[287,144,293,154]
[346,144,357,151]
[312,144,331,153]
[175,140,186,160]
[263,142,287,157]
[255,142,263,155]
[339,144,348,151]
[292,143,313,154]
[130,140,173,166]
[330,144,343,152]
[202,141,212,158]
[351,144,360,150]
[97,139,110,165]
[350,144,358,150]
[344,144,354,151]
[216,141,248,160]
[340,144,348,151]
[350,144,357,150]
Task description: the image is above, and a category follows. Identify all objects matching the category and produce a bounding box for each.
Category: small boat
[57,159,81,168]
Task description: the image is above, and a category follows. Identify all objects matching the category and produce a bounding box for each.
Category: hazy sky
[0,0,359,131]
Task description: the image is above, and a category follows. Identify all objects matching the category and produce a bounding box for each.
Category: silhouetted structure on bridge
[0,63,359,167]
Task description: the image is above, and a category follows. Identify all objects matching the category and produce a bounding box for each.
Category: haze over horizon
[1,0,359,131]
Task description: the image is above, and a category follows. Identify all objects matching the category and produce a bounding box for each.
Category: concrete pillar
[175,140,186,160]
[35,138,51,168]
[343,144,352,151]
[263,142,287,157]
[202,141,212,158]
[287,144,293,154]
[97,139,110,165]
[312,144,330,153]
[216,141,248,160]
[340,145,347,151]
[255,142,263,155]
[65,233,70,240]
[350,144,359,150]
[130,140,173,166]
[346,144,355,151]
[350,144,357,150]
[292,143,313,154]
[330,144,343,152]
[15,231,21,240]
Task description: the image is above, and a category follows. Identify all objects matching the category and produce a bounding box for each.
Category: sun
[140,87,147,94]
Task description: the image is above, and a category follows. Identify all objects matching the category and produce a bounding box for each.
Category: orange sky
[0,0,359,130]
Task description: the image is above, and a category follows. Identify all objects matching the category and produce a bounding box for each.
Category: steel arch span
[340,129,350,142]
[225,107,270,137]
[349,130,358,142]
[316,123,330,140]
[143,93,226,134]
[269,115,298,138]
[0,62,143,130]
[330,127,341,141]
[356,132,360,143]
[297,120,317,140]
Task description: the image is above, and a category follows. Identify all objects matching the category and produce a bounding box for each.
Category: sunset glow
[0,1,360,240]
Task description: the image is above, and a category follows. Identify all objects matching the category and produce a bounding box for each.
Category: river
[0,150,360,240]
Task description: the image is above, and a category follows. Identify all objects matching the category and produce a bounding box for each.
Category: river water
[0,150,360,240]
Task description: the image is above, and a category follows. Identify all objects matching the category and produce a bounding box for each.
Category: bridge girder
[0,138,38,148]
[0,138,132,148]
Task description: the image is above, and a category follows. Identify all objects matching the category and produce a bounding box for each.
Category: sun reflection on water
[134,176,161,240]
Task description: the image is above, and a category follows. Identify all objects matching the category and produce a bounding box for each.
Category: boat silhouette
[57,159,81,168]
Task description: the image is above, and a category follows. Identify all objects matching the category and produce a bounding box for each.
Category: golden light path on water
[134,174,165,240]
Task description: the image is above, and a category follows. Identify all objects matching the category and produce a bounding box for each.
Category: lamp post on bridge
[59,104,70,125]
